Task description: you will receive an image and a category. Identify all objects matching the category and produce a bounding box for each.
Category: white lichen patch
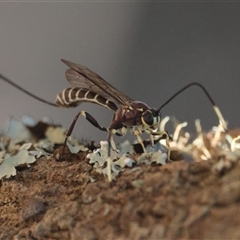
[87,141,135,179]
[0,114,238,181]
[118,140,134,154]
[36,139,54,153]
[29,148,51,159]
[87,140,167,180]
[0,151,5,164]
[145,141,167,153]
[0,149,36,179]
[4,117,32,142]
[137,151,167,165]
[0,116,89,179]
[87,141,118,167]
[114,154,135,168]
[66,137,88,154]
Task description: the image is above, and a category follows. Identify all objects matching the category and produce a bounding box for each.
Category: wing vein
[61,59,133,106]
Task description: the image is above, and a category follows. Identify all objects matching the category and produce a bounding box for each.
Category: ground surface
[1,140,240,240]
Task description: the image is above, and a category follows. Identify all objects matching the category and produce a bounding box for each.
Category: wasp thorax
[141,109,160,127]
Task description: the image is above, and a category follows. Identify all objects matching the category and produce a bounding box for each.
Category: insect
[55,60,227,181]
[0,60,227,182]
[56,60,169,154]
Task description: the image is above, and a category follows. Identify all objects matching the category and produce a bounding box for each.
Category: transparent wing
[61,59,133,106]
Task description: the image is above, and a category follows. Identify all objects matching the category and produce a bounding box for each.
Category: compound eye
[142,111,154,126]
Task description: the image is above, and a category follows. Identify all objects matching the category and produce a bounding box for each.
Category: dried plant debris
[0,149,36,179]
[1,116,61,150]
[0,115,239,180]
[0,116,89,179]
[163,116,240,173]
[166,117,239,159]
[137,151,168,165]
[66,137,89,154]
[211,149,240,174]
[86,140,168,180]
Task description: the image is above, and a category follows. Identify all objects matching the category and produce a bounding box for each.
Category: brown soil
[1,143,240,240]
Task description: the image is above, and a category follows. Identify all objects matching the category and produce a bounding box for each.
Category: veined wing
[61,59,133,106]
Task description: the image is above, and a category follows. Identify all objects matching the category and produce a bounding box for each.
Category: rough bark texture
[1,145,240,240]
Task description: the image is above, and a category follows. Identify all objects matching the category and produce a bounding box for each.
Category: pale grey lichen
[66,136,88,154]
[0,149,36,179]
[0,116,83,179]
[1,114,239,181]
[87,141,134,179]
[87,140,167,180]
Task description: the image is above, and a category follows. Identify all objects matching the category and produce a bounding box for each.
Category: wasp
[0,60,227,181]
[55,60,227,181]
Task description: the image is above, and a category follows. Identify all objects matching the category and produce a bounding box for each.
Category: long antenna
[157,82,227,131]
[0,73,58,107]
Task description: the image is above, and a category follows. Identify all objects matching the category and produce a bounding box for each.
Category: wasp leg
[107,121,126,155]
[107,127,127,183]
[106,131,114,183]
[106,130,117,183]
[107,127,126,156]
[149,133,155,149]
[107,130,117,154]
[59,110,110,159]
[150,130,171,161]
[136,134,147,153]
[130,128,147,153]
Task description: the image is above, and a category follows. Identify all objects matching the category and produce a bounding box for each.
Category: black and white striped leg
[107,131,116,156]
[150,134,154,149]
[60,110,108,158]
[107,128,126,182]
[135,133,147,153]
[130,128,148,153]
[150,130,171,160]
[107,128,125,156]
[107,130,114,182]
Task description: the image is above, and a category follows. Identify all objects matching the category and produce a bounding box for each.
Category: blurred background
[0,3,239,143]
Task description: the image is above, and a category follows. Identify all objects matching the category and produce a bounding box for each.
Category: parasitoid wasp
[0,59,227,182]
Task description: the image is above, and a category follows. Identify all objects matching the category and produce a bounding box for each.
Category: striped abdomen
[55,88,118,111]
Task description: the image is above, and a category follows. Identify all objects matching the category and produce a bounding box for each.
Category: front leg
[107,120,127,154]
[150,130,171,161]
[135,133,147,153]
[106,121,129,182]
[129,126,147,153]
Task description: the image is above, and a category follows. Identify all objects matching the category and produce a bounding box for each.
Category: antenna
[0,73,58,107]
[157,82,227,131]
